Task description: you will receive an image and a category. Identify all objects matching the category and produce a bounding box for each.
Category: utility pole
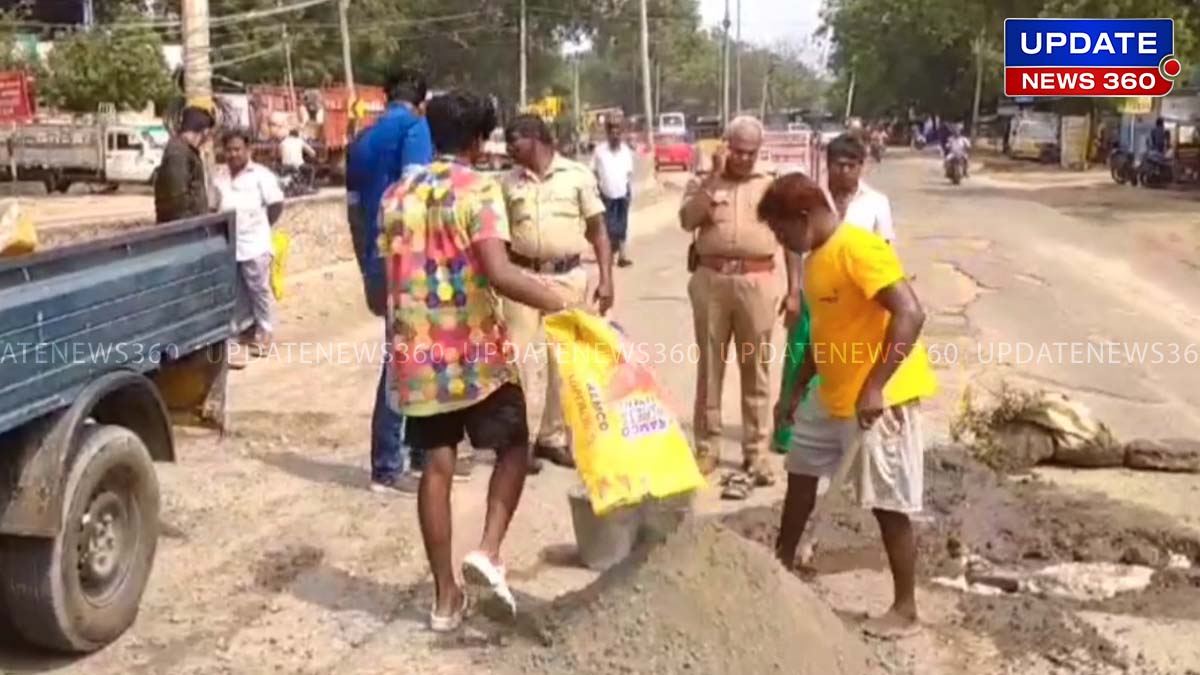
[721,0,731,126]
[844,68,856,121]
[735,0,742,115]
[82,0,95,28]
[572,53,581,145]
[760,61,773,120]
[970,29,985,140]
[280,0,297,115]
[519,0,528,109]
[638,0,655,157]
[337,0,357,135]
[282,25,296,111]
[338,0,355,100]
[182,0,213,108]
[654,59,662,120]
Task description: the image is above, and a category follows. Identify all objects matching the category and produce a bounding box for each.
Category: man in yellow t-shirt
[757,172,937,640]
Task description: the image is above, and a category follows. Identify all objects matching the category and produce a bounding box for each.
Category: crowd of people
[153,67,937,640]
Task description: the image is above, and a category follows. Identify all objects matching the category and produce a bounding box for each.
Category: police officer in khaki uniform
[502,115,615,473]
[680,116,795,492]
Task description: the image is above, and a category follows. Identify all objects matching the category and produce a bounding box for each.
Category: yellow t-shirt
[804,224,937,418]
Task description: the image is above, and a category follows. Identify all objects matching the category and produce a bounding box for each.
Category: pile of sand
[502,520,872,675]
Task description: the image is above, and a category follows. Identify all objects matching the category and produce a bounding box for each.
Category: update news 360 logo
[1004,18,1183,97]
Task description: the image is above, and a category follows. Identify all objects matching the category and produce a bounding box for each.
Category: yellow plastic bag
[270,230,289,300]
[0,200,37,257]
[545,310,704,516]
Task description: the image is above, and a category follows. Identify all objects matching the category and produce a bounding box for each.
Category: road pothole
[722,446,1200,672]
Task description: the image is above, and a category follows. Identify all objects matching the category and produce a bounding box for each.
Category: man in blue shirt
[347,68,434,494]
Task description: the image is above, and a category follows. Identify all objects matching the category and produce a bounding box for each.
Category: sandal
[719,472,754,501]
[745,460,776,488]
[429,591,473,633]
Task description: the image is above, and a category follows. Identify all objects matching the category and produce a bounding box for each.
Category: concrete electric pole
[735,0,742,115]
[182,0,213,108]
[721,0,731,126]
[639,0,655,157]
[519,0,528,109]
[970,29,985,140]
[338,0,356,100]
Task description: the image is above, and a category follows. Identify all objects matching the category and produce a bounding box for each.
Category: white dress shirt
[839,181,895,242]
[215,162,284,261]
[592,142,634,200]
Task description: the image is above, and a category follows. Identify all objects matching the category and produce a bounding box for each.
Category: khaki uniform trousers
[502,267,589,448]
[687,266,781,465]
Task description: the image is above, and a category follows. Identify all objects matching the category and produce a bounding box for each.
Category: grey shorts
[784,395,925,514]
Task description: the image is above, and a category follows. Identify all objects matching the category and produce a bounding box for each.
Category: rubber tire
[0,424,160,653]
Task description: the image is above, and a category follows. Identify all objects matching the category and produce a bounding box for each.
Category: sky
[697,0,827,68]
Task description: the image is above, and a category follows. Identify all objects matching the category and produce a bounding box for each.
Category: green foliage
[41,24,175,112]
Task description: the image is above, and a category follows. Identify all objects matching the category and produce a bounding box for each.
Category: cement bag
[270,230,289,300]
[545,310,704,517]
[0,200,37,257]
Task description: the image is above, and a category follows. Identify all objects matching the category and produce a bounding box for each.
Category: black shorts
[406,383,528,452]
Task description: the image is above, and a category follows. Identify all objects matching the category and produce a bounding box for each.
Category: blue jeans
[602,196,631,249]
[371,362,422,481]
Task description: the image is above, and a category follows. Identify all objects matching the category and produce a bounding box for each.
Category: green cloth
[772,300,821,454]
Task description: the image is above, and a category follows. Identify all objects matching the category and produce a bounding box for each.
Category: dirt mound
[501,520,873,675]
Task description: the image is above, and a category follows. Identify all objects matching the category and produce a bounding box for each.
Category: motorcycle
[1108,149,1136,185]
[869,141,884,162]
[944,155,967,185]
[1136,153,1173,189]
[278,165,318,198]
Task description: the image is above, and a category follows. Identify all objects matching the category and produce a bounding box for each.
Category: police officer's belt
[697,255,775,274]
[510,253,582,274]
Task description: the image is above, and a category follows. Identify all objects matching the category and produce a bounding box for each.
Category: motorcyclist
[279,129,316,188]
[1140,118,1171,185]
[943,126,971,177]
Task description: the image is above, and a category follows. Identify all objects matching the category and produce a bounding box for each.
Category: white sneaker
[462,551,515,615]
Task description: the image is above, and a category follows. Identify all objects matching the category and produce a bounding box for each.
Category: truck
[232,84,388,179]
[0,122,167,193]
[0,212,246,652]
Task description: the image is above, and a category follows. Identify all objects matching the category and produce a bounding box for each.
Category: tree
[41,24,175,112]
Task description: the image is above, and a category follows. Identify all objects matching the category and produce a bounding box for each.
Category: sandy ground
[3,154,1200,674]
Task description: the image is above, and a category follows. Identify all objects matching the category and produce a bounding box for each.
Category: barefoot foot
[862,607,920,640]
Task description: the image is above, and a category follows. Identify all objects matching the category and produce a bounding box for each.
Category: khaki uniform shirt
[501,154,607,260]
[679,172,778,258]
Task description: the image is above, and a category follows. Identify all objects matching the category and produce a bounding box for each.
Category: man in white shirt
[216,129,285,358]
[944,127,971,177]
[592,120,636,267]
[280,129,315,170]
[826,134,895,242]
[782,133,896,329]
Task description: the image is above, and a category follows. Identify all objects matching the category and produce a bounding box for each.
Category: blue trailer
[0,212,243,652]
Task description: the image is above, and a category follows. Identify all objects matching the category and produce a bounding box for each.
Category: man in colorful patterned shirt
[377,91,569,632]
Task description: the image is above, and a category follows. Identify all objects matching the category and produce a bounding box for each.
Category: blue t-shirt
[346,102,433,285]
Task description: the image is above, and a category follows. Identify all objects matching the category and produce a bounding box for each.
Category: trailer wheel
[1,424,160,653]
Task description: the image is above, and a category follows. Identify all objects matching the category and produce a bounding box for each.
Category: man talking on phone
[680,116,796,499]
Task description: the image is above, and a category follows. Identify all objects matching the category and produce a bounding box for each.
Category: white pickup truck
[0,123,167,193]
